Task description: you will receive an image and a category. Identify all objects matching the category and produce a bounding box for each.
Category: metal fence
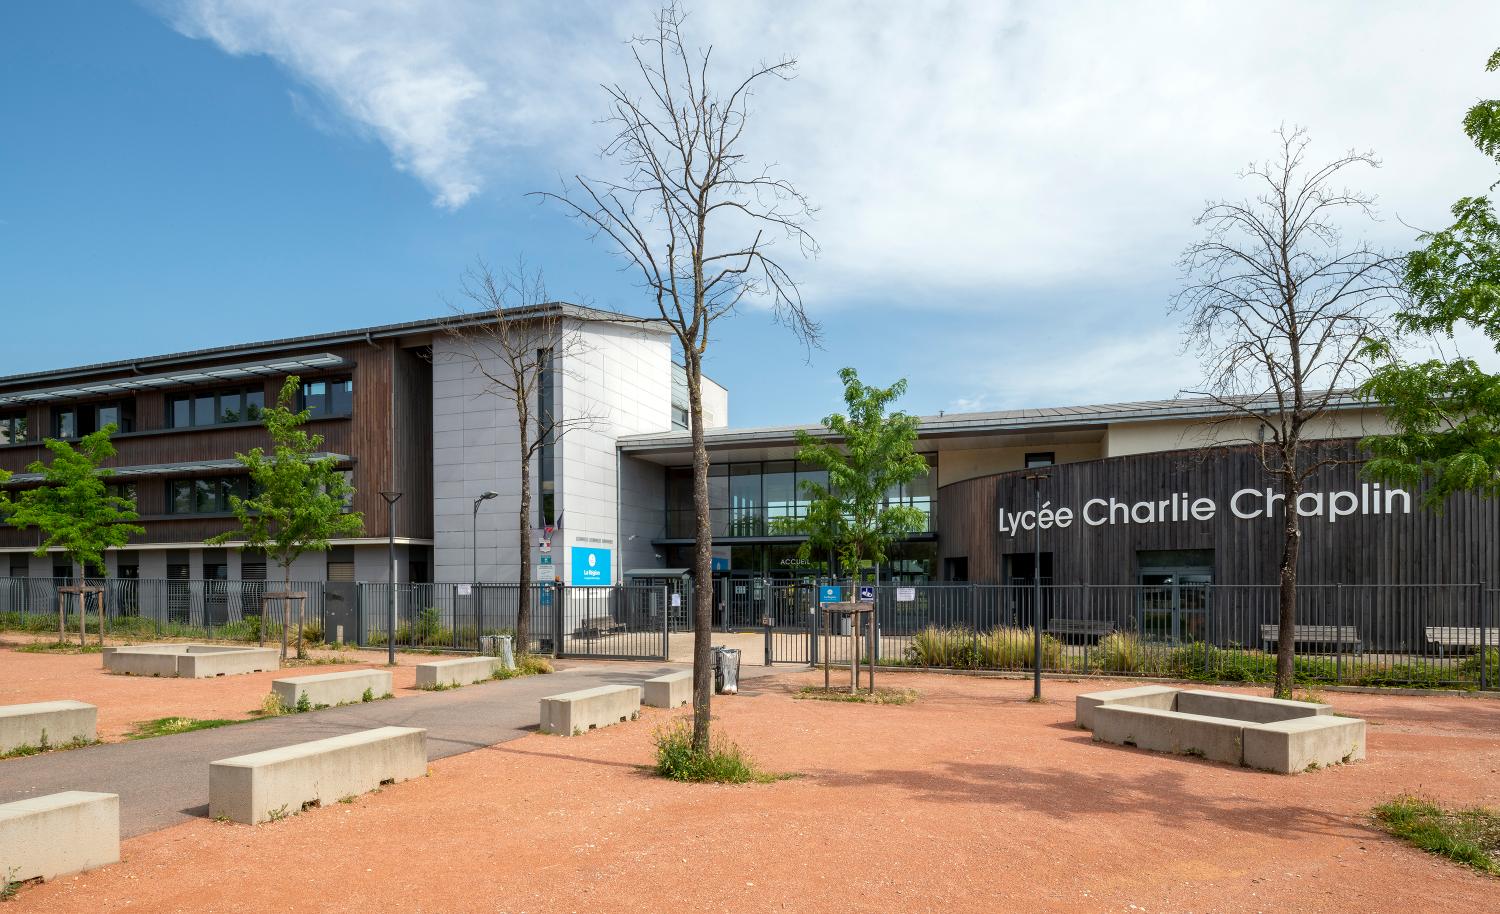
[0,576,326,643]
[774,581,1494,689]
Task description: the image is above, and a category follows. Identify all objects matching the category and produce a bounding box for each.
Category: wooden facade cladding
[0,338,435,549]
[936,440,1500,587]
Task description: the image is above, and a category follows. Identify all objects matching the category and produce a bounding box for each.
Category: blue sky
[3,2,1499,426]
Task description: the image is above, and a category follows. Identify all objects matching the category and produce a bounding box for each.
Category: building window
[52,407,78,439]
[94,400,136,434]
[537,348,556,527]
[299,377,353,419]
[167,476,249,514]
[0,412,27,445]
[169,387,267,428]
[107,482,137,505]
[1024,452,1055,468]
[671,404,689,430]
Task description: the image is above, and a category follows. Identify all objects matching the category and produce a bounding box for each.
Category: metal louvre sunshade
[2,453,351,484]
[0,353,348,407]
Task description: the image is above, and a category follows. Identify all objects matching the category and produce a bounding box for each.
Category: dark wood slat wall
[937,441,1500,587]
[0,338,438,548]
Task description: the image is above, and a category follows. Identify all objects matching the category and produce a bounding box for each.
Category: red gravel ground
[9,670,1500,912]
[0,636,427,739]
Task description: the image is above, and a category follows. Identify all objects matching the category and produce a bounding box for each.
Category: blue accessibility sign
[858,585,875,603]
[819,585,843,604]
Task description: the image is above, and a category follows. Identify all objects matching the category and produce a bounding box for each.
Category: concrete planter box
[642,670,691,708]
[104,644,279,678]
[1085,686,1366,773]
[1092,705,1247,765]
[209,726,427,825]
[0,791,119,881]
[0,700,97,754]
[271,669,393,709]
[539,685,641,735]
[1242,716,1367,773]
[1074,685,1180,730]
[415,657,503,689]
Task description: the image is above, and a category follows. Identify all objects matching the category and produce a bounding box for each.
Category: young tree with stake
[1173,126,1404,699]
[537,3,817,753]
[6,427,143,644]
[444,259,601,655]
[208,377,363,659]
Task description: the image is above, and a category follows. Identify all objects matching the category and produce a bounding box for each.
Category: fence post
[809,583,819,667]
[551,581,564,660]
[1335,582,1343,684]
[1480,581,1489,693]
[661,585,670,661]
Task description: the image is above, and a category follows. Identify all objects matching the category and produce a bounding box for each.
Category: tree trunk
[280,564,291,662]
[517,420,532,658]
[686,352,714,753]
[1274,471,1302,699]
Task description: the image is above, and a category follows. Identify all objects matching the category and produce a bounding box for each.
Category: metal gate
[553,584,670,661]
[761,582,819,665]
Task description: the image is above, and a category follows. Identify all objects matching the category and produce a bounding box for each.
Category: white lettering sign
[999,483,1410,537]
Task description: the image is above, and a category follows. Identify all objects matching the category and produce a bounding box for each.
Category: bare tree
[535,2,818,752]
[445,259,602,655]
[1173,125,1404,698]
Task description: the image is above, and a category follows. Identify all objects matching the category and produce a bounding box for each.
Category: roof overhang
[3,453,351,485]
[0,354,350,408]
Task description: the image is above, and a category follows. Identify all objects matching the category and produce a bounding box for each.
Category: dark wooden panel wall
[936,441,1500,587]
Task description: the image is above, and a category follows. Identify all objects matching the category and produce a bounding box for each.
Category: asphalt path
[0,663,717,837]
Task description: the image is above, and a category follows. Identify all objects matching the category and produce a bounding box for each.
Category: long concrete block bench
[0,700,97,754]
[272,669,393,709]
[209,726,427,824]
[104,644,279,678]
[1242,716,1367,773]
[1074,685,1180,730]
[415,656,505,689]
[1174,689,1331,724]
[1092,705,1248,765]
[539,685,641,736]
[642,670,692,709]
[0,791,119,881]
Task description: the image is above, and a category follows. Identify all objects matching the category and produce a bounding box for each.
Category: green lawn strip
[1373,795,1500,876]
[14,641,104,655]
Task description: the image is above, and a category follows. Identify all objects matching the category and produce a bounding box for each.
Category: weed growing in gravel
[1374,795,1500,876]
[0,731,98,760]
[127,717,241,740]
[15,641,103,655]
[295,692,312,713]
[652,719,785,784]
[794,686,918,705]
[362,687,374,702]
[260,692,289,717]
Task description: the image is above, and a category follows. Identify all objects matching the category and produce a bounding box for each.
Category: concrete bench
[539,685,641,736]
[1074,685,1180,730]
[208,726,427,825]
[1092,705,1247,765]
[642,670,691,708]
[1174,690,1330,725]
[1242,716,1367,774]
[415,656,505,689]
[0,791,119,881]
[1259,624,1362,655]
[271,669,393,709]
[104,644,280,678]
[0,700,97,754]
[1425,626,1500,656]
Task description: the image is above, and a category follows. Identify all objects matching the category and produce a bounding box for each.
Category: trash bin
[480,634,515,669]
[713,646,741,695]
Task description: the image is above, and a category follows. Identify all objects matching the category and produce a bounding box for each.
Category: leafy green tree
[209,377,364,659]
[787,368,929,584]
[7,427,143,644]
[1362,48,1500,506]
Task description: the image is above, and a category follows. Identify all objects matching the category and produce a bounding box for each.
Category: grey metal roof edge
[0,303,668,390]
[2,452,351,485]
[616,391,1379,451]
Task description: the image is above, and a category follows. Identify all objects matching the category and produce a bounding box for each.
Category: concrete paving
[0,661,782,838]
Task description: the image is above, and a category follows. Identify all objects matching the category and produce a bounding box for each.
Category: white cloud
[154,1,1500,287]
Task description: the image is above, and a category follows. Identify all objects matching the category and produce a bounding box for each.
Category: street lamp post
[379,492,403,666]
[1024,472,1050,701]
[472,491,499,648]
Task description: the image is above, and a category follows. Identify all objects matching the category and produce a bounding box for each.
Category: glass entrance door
[1138,570,1211,643]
